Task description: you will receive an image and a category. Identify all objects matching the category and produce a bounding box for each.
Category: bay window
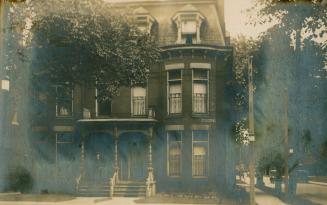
[193,69,208,113]
[168,70,182,114]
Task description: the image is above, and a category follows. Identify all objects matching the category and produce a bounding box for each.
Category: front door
[120,134,147,181]
[84,133,115,182]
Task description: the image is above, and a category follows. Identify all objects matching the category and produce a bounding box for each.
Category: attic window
[134,7,156,33]
[172,4,205,44]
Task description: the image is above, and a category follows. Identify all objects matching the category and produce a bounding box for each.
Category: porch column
[146,127,156,197]
[76,134,85,192]
[114,127,119,175]
[110,128,119,197]
[80,135,85,175]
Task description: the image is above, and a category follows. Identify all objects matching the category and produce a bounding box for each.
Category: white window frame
[167,69,183,115]
[192,69,209,114]
[167,130,183,177]
[55,84,73,118]
[192,130,209,178]
[131,86,147,116]
[173,12,205,44]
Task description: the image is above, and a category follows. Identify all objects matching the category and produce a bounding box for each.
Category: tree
[7,0,160,100]
[249,0,327,50]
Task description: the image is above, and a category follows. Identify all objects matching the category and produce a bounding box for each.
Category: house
[29,0,234,197]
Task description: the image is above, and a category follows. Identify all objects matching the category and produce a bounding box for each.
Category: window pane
[168,70,181,80]
[57,132,73,143]
[98,99,111,116]
[194,83,207,94]
[193,69,208,79]
[168,131,182,142]
[193,82,207,113]
[56,85,73,117]
[181,21,196,34]
[193,142,208,177]
[132,87,146,116]
[193,130,208,141]
[133,87,146,97]
[192,130,208,177]
[169,83,181,94]
[168,131,182,177]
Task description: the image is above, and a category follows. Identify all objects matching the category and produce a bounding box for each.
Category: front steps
[77,180,110,197]
[77,180,146,197]
[114,181,146,197]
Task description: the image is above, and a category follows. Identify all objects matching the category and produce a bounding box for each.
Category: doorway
[119,133,147,181]
[84,133,115,182]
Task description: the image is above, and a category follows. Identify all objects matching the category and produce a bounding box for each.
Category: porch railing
[169,93,182,114]
[132,96,146,116]
[193,93,207,113]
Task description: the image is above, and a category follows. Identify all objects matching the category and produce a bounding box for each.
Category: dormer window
[173,4,205,44]
[134,7,156,34]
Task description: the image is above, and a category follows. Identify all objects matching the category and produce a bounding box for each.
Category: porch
[75,118,157,197]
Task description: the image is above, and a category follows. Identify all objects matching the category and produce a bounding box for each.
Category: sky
[224,0,271,38]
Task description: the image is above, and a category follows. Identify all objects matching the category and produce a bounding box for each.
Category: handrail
[145,167,156,197]
[109,170,119,197]
[75,174,82,193]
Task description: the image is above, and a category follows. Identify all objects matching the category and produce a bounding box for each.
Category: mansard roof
[133,6,150,14]
[177,4,199,12]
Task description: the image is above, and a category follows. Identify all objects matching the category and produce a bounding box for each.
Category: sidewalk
[239,176,290,205]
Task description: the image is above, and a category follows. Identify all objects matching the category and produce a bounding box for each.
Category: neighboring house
[30,0,234,196]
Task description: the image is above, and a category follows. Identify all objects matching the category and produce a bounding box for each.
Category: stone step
[113,192,145,197]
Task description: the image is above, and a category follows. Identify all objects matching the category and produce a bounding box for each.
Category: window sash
[132,87,146,116]
[169,93,182,114]
[132,96,146,116]
[56,85,73,117]
[192,131,209,177]
[167,131,182,177]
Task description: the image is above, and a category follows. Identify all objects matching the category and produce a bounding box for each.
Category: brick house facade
[30,0,234,196]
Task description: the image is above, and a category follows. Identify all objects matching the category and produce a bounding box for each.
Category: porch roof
[78,118,157,123]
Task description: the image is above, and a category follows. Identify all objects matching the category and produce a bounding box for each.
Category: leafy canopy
[8,0,160,100]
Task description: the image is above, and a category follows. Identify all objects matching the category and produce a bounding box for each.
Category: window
[192,130,209,177]
[132,87,146,116]
[133,7,156,34]
[168,70,182,114]
[167,130,182,177]
[172,6,205,44]
[193,69,208,113]
[56,132,74,143]
[96,85,112,117]
[55,84,73,117]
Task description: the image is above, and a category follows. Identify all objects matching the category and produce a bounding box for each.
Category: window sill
[192,176,208,179]
[166,114,183,119]
[131,115,148,118]
[56,115,73,119]
[167,175,181,178]
[192,113,209,117]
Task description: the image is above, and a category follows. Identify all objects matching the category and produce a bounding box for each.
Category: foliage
[249,0,327,46]
[6,166,33,193]
[7,0,160,100]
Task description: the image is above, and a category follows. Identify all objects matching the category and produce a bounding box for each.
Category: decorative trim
[190,63,211,69]
[165,63,184,70]
[191,124,209,130]
[53,125,74,132]
[165,125,184,130]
